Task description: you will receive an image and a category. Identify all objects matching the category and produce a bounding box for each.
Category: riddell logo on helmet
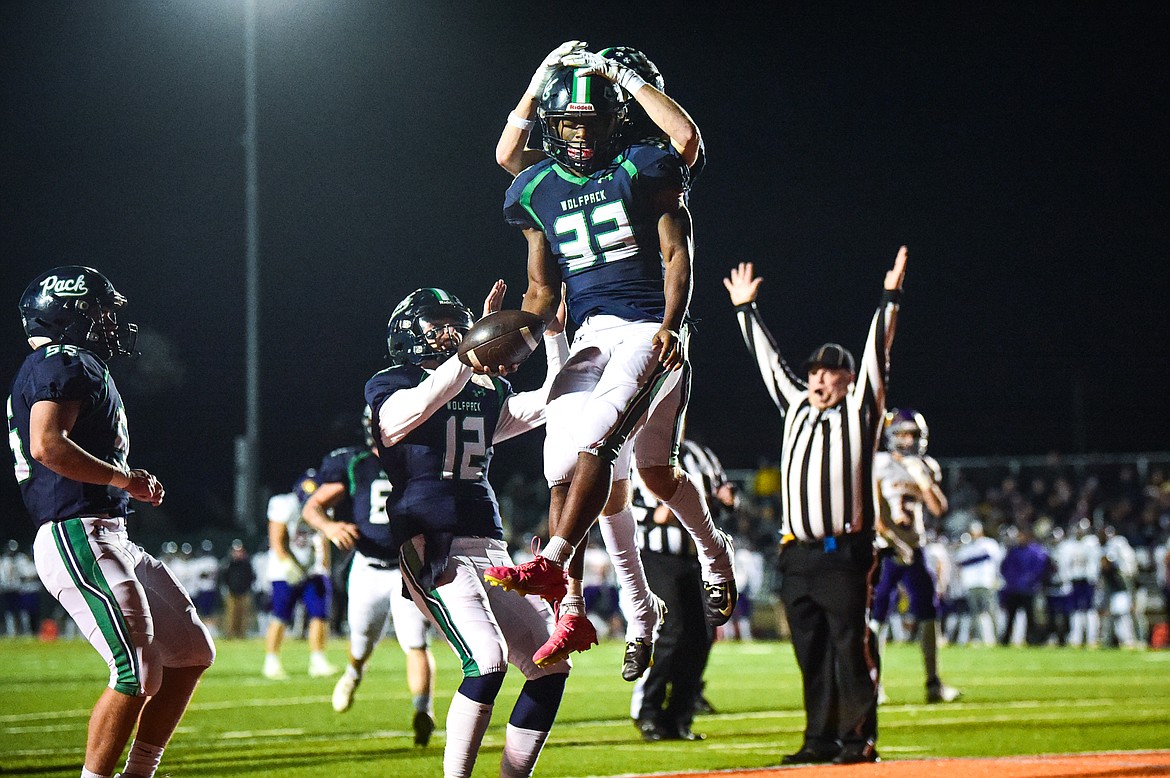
[40,274,89,297]
[567,102,595,112]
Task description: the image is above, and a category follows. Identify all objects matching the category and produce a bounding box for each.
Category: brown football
[457,310,547,369]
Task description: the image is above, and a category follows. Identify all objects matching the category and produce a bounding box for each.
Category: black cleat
[412,710,435,747]
[702,578,738,627]
[622,637,654,682]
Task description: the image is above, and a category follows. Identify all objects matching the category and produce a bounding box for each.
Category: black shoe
[412,710,435,747]
[833,740,880,764]
[702,578,738,626]
[672,724,706,741]
[622,637,654,682]
[636,719,670,742]
[781,744,840,765]
[694,694,717,715]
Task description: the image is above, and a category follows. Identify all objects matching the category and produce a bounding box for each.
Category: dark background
[3,2,1167,542]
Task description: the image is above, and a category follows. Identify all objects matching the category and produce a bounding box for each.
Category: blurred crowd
[5,455,1169,649]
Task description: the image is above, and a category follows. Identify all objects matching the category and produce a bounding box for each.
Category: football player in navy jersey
[496,44,709,682]
[366,283,571,778]
[8,267,215,778]
[485,61,735,668]
[300,410,438,746]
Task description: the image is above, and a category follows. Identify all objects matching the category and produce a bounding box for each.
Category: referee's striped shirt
[734,291,900,542]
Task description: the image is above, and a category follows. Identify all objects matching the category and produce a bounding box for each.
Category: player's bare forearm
[520,228,563,324]
[659,206,693,333]
[496,94,544,176]
[635,86,701,167]
[28,399,133,489]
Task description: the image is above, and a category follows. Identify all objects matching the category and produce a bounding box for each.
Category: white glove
[561,50,647,96]
[527,40,588,98]
[901,456,934,490]
[276,555,306,585]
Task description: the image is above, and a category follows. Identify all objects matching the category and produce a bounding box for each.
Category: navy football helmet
[19,266,138,359]
[386,288,475,366]
[883,408,929,456]
[294,468,320,503]
[539,66,627,174]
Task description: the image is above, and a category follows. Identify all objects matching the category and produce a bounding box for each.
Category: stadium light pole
[235,0,261,532]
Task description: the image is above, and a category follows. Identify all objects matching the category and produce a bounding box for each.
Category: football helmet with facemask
[386,288,475,367]
[19,266,138,359]
[539,66,627,174]
[883,408,929,456]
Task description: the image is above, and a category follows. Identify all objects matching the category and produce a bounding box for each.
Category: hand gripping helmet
[883,408,929,456]
[538,66,627,174]
[386,288,475,367]
[598,46,665,91]
[19,266,138,359]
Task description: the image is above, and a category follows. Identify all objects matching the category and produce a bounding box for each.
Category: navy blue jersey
[315,445,398,564]
[364,364,512,548]
[504,142,686,325]
[7,344,130,527]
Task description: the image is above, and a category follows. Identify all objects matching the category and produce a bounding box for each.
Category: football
[457,310,547,370]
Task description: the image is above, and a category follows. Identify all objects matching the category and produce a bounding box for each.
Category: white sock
[560,595,586,618]
[80,769,110,778]
[444,692,493,778]
[123,739,165,778]
[345,664,361,680]
[541,537,572,566]
[598,507,656,640]
[500,723,551,778]
[663,473,730,580]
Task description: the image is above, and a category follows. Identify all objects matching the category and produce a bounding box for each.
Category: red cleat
[483,554,568,604]
[533,613,599,667]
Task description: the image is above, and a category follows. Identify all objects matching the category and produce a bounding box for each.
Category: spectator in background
[190,540,221,635]
[1065,518,1102,648]
[1099,525,1138,648]
[221,539,256,639]
[999,525,1049,646]
[953,521,1002,645]
[1041,526,1072,646]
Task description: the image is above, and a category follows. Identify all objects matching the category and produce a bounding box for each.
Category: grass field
[2,635,1168,777]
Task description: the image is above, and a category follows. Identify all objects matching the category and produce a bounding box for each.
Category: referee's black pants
[779,531,879,749]
[638,549,713,732]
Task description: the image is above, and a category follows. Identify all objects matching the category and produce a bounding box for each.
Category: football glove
[561,50,648,97]
[527,40,588,98]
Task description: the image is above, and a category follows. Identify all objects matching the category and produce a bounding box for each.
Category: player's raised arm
[496,40,587,176]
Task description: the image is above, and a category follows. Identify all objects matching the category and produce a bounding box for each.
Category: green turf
[1,635,1168,777]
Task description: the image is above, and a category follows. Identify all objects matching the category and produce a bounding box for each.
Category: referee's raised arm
[855,245,908,436]
[723,262,806,414]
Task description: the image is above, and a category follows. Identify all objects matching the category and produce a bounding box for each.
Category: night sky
[2,3,1167,542]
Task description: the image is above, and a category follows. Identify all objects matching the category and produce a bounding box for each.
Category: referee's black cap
[803,343,855,373]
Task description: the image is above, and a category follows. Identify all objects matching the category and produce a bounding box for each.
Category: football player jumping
[872,409,961,704]
[365,282,571,778]
[9,267,215,778]
[486,48,734,673]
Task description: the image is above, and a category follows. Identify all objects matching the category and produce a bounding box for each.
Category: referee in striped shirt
[723,246,907,765]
